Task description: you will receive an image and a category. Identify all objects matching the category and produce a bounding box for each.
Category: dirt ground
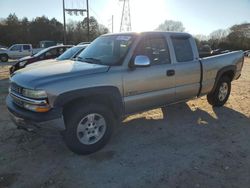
[0,59,250,188]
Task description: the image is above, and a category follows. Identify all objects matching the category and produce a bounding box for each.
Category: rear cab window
[171,36,194,62]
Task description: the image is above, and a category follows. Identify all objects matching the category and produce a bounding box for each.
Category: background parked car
[25,44,89,69]
[78,42,90,45]
[10,45,72,74]
[198,45,213,58]
[0,44,41,62]
[56,44,89,61]
[39,40,61,48]
[244,50,250,57]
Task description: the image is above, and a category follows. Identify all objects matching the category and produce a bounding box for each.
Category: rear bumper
[6,95,65,131]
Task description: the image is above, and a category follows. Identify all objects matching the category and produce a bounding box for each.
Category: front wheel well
[62,95,121,120]
[0,53,8,57]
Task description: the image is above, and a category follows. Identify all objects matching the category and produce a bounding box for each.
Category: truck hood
[11,60,110,88]
[0,48,7,53]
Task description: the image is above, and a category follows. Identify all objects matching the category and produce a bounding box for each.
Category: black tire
[63,103,114,155]
[207,76,231,107]
[0,54,8,62]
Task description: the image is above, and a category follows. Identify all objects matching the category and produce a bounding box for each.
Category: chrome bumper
[6,95,65,131]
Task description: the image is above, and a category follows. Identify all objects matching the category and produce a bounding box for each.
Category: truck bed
[200,51,244,95]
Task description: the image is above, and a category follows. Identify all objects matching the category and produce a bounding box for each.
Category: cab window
[23,45,31,50]
[135,35,171,65]
[10,45,21,51]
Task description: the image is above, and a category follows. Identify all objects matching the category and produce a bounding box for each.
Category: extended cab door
[170,36,201,101]
[22,45,32,57]
[123,34,176,114]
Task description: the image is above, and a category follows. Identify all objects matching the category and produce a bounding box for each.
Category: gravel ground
[0,58,249,188]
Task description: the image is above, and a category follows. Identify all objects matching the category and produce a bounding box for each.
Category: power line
[62,0,90,43]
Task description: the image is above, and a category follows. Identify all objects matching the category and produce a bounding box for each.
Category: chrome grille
[10,83,23,95]
[11,93,24,107]
[10,83,24,107]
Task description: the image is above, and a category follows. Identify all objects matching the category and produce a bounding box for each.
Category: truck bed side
[199,51,244,96]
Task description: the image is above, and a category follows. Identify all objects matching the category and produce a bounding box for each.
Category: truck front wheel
[63,103,114,155]
[0,54,8,62]
[207,76,231,107]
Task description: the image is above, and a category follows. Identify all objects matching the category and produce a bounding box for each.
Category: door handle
[166,70,175,76]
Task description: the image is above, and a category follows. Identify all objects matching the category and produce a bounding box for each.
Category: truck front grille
[10,83,23,95]
[10,82,24,107]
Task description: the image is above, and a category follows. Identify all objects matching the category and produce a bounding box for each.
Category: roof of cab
[102,31,192,38]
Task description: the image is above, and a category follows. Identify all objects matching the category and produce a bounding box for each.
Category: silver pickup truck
[0,44,42,62]
[6,32,244,154]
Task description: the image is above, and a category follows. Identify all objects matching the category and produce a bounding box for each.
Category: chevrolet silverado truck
[0,44,42,62]
[6,32,244,154]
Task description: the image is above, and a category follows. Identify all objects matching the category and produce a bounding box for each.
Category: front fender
[54,86,124,118]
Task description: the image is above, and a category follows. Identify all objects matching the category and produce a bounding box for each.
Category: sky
[0,0,250,35]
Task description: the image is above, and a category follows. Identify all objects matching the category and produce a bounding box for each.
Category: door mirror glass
[134,55,150,67]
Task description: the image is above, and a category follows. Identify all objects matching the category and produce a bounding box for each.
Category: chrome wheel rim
[218,82,228,101]
[77,113,106,145]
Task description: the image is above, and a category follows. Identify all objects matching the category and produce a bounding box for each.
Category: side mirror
[134,55,150,67]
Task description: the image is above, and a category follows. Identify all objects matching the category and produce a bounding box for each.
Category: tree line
[156,20,250,51]
[0,14,109,47]
[1,15,249,51]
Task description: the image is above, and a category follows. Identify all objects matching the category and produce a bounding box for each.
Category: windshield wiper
[76,56,85,62]
[76,57,103,64]
[85,57,102,63]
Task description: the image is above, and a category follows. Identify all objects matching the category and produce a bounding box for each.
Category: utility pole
[63,0,66,44]
[112,15,114,33]
[62,0,89,43]
[86,0,90,41]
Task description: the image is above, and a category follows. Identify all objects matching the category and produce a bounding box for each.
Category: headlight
[19,60,27,67]
[22,89,47,99]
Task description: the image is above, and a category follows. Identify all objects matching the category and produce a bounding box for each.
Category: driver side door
[123,34,176,114]
[8,45,22,59]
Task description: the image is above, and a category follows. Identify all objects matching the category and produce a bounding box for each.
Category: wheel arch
[0,53,9,60]
[54,86,124,120]
[210,65,236,93]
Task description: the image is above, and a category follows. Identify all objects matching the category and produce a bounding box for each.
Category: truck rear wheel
[63,103,114,155]
[0,54,8,62]
[207,76,231,107]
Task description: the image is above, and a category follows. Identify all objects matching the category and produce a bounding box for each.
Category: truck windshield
[77,35,135,66]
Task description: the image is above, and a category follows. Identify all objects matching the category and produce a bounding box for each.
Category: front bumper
[6,95,65,131]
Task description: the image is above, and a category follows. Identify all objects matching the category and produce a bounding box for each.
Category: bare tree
[155,20,185,32]
[209,29,229,40]
[194,34,209,41]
